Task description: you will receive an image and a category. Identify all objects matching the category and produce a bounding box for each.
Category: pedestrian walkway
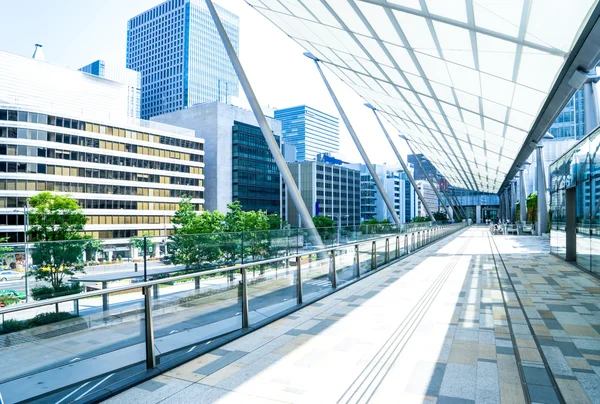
[105,227,600,404]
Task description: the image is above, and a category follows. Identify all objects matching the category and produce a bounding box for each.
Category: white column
[476,205,482,224]
[520,169,527,223]
[536,145,549,235]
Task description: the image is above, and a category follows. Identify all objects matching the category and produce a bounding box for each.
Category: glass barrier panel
[247,259,297,326]
[0,287,145,403]
[152,269,243,365]
[334,246,357,286]
[300,252,333,302]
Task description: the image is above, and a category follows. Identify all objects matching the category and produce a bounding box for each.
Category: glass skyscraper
[274,105,339,161]
[127,0,239,120]
[548,89,585,140]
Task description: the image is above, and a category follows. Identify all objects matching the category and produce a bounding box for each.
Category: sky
[0,0,410,167]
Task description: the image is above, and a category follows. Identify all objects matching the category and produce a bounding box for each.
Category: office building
[415,180,438,218]
[0,50,205,247]
[285,161,360,228]
[345,163,417,223]
[274,105,339,161]
[408,153,439,182]
[152,102,281,214]
[79,60,142,119]
[127,0,240,119]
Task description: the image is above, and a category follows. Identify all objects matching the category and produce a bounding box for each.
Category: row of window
[0,162,201,187]
[86,215,172,225]
[0,144,203,174]
[0,109,203,151]
[0,179,203,200]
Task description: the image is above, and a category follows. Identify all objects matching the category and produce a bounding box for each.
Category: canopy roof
[246,0,598,192]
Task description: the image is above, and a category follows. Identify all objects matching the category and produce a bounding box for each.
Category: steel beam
[307,54,401,224]
[206,0,323,248]
[367,105,435,221]
[403,137,452,219]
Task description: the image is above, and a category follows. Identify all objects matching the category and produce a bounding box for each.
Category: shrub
[0,319,27,334]
[0,311,78,335]
[31,283,84,301]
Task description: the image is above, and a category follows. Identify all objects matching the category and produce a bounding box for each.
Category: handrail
[0,223,460,315]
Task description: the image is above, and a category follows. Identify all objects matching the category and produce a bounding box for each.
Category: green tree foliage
[131,233,157,257]
[27,192,88,290]
[433,211,448,221]
[312,215,336,241]
[0,237,12,267]
[169,198,274,270]
[267,213,287,230]
[411,216,431,223]
[527,192,538,223]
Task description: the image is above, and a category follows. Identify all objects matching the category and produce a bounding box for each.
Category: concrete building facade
[152,102,282,214]
[285,161,360,228]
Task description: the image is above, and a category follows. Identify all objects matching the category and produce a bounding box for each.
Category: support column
[505,188,510,221]
[536,145,549,235]
[403,137,452,219]
[205,0,324,249]
[499,193,504,221]
[476,205,482,224]
[367,105,436,221]
[306,53,400,224]
[511,180,517,222]
[520,169,527,223]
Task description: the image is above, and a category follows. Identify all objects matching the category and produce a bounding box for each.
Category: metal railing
[0,221,466,404]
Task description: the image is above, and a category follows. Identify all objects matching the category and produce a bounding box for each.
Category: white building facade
[0,50,204,254]
[415,180,439,218]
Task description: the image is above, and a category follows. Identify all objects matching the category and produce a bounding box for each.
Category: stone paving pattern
[105,227,600,403]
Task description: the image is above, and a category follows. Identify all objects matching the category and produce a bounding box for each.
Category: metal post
[396,236,400,257]
[143,285,156,369]
[403,137,451,218]
[536,145,549,235]
[511,180,517,222]
[405,234,409,255]
[368,105,435,221]
[73,299,79,316]
[195,276,200,290]
[355,244,360,278]
[23,204,29,302]
[519,169,527,223]
[296,256,303,304]
[306,53,401,224]
[385,238,390,263]
[331,250,337,288]
[241,267,249,328]
[143,237,148,282]
[371,241,376,270]
[102,281,108,312]
[205,0,324,250]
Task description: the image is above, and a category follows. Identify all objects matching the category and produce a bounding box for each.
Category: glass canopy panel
[246,0,598,192]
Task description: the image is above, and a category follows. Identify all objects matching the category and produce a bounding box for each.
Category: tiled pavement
[105,228,600,403]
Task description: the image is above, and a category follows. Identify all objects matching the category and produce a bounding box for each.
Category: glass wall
[549,126,600,271]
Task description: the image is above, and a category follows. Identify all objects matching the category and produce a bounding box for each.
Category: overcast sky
[0,0,411,166]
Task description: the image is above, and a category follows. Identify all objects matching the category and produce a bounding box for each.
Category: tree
[131,233,157,257]
[0,237,12,266]
[411,216,431,223]
[169,197,224,269]
[312,215,335,242]
[433,211,448,221]
[27,192,88,290]
[267,213,287,230]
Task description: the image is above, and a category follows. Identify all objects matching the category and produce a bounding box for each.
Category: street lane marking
[55,381,90,404]
[75,374,114,401]
[187,345,196,353]
[69,357,81,363]
[169,330,178,334]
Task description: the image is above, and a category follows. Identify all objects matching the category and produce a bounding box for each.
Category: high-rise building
[344,163,417,223]
[127,0,240,119]
[274,105,339,161]
[408,153,439,181]
[547,89,585,140]
[0,50,205,249]
[285,161,360,228]
[415,180,438,218]
[152,102,282,214]
[79,60,142,119]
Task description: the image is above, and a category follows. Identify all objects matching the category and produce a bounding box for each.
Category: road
[0,250,371,403]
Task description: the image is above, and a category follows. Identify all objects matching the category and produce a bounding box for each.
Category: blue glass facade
[127,0,239,120]
[548,89,585,140]
[274,105,339,161]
